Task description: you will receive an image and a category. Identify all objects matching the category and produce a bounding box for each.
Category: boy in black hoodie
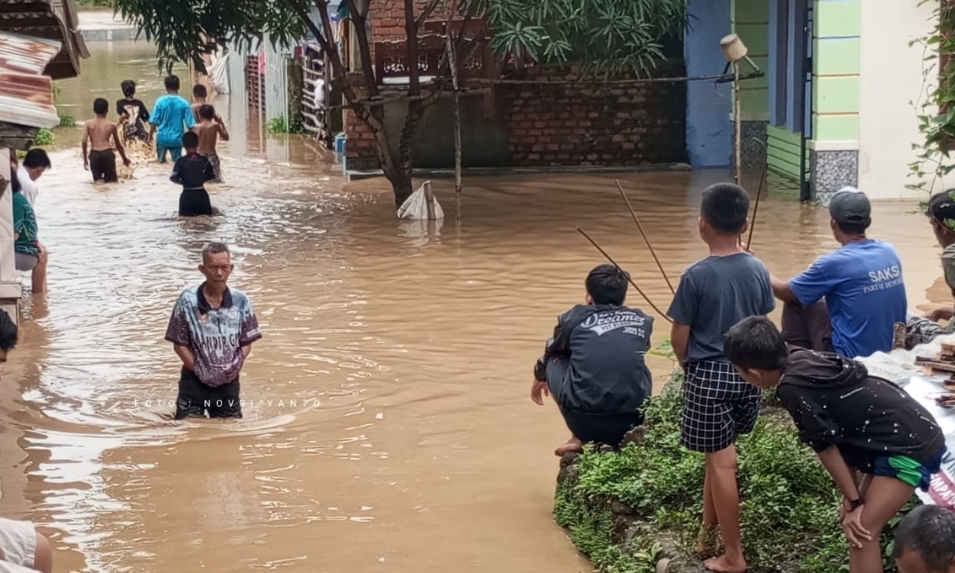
[724,316,947,573]
[532,264,653,457]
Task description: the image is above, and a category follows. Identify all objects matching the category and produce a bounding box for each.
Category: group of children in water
[534,183,954,573]
[81,74,229,217]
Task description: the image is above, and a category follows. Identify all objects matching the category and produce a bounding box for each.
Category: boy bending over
[668,183,775,573]
[532,264,653,456]
[725,316,946,573]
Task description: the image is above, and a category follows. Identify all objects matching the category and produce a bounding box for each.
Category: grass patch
[555,377,916,573]
[266,116,305,135]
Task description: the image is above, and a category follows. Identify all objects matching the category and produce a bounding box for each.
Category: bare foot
[703,554,747,573]
[696,526,720,559]
[554,436,583,456]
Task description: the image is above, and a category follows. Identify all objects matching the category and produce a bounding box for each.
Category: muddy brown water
[1,39,949,572]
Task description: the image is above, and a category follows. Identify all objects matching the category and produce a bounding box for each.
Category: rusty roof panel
[0,31,60,128]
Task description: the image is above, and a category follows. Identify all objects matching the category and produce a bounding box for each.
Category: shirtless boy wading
[82,98,131,183]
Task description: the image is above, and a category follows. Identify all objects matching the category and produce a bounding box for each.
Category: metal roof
[0,0,88,79]
[0,30,61,128]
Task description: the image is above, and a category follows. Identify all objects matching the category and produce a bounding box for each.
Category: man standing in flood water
[165,242,262,419]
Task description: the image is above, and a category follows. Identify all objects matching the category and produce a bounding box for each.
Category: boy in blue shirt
[668,182,775,573]
[149,75,196,163]
[771,187,907,358]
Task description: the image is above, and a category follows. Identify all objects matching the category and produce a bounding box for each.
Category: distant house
[0,0,89,323]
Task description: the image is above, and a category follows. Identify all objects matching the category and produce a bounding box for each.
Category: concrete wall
[857,0,937,199]
[684,0,732,168]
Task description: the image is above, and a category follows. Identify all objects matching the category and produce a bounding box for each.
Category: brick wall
[502,64,687,166]
[246,56,264,111]
[343,63,688,170]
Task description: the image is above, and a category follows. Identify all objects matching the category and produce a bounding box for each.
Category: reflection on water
[0,37,947,573]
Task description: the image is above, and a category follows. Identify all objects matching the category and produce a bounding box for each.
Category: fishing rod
[576,227,673,323]
[615,180,675,295]
[745,136,769,250]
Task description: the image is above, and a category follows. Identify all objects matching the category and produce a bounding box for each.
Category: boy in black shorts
[169,131,215,217]
[531,264,654,456]
[668,183,775,573]
[725,316,945,573]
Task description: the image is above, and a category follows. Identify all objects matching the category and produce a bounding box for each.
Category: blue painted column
[685,0,732,167]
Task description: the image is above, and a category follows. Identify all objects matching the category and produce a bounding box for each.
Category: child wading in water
[195,104,229,183]
[724,316,946,573]
[116,79,150,143]
[170,131,216,217]
[667,182,775,573]
[82,98,131,183]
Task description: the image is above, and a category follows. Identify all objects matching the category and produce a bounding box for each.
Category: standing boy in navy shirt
[771,187,907,358]
[668,182,775,573]
[170,131,216,217]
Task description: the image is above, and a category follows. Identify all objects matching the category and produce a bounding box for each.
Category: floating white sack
[209,51,231,94]
[397,181,444,220]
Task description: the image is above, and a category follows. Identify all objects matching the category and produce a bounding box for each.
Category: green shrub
[555,382,917,573]
[58,114,76,128]
[33,129,53,146]
[266,115,304,134]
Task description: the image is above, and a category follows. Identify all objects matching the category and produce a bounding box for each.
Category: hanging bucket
[720,34,749,63]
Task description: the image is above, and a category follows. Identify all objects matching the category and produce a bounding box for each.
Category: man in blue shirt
[149,75,196,163]
[771,187,907,358]
[165,242,262,419]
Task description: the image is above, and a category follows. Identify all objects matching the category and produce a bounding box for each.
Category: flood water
[2,40,949,573]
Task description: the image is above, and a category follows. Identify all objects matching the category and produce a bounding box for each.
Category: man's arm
[169,158,183,184]
[217,121,230,141]
[816,445,863,500]
[670,321,691,366]
[174,344,196,371]
[242,344,252,359]
[771,275,799,303]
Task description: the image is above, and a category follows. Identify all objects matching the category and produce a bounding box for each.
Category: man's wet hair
[199,104,215,120]
[164,75,180,91]
[182,131,199,149]
[700,183,750,235]
[93,98,109,115]
[893,505,955,570]
[585,264,629,306]
[202,242,230,263]
[0,309,18,352]
[193,84,207,98]
[723,316,789,371]
[22,148,51,170]
[121,79,137,98]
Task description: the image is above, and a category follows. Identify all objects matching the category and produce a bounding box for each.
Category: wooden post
[733,61,742,185]
[444,30,463,220]
[423,180,436,221]
[0,149,21,327]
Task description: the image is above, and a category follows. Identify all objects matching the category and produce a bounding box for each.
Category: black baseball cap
[828,187,871,227]
[929,189,955,233]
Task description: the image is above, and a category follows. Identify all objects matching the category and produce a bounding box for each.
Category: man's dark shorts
[89,149,118,183]
[175,368,242,419]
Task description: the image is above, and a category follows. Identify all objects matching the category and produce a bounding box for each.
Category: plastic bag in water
[397,182,444,220]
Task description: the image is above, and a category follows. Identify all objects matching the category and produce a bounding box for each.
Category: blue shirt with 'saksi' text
[789,239,907,359]
[164,284,263,387]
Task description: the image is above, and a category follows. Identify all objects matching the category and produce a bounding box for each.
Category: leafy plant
[907,0,955,195]
[556,383,918,573]
[58,114,76,128]
[266,115,304,134]
[33,129,53,147]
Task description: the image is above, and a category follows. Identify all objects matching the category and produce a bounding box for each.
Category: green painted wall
[767,125,805,179]
[812,0,861,142]
[732,0,769,121]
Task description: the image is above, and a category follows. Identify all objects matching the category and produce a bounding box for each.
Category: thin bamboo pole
[445,30,463,220]
[615,180,675,295]
[734,62,742,185]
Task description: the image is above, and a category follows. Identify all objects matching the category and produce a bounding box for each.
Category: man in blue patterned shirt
[165,242,262,419]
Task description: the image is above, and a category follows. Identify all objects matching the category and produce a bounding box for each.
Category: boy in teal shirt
[149,75,195,163]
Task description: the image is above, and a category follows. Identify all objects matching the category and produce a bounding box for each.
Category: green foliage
[266,115,305,134]
[479,0,686,76]
[58,114,76,128]
[555,383,918,573]
[33,129,53,147]
[76,0,114,6]
[907,0,955,194]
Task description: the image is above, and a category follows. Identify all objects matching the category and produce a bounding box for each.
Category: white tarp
[858,333,955,509]
[397,181,444,220]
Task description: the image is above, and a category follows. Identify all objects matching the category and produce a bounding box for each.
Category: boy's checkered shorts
[681,360,761,453]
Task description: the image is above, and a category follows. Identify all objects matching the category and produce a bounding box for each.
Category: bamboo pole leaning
[614,180,675,295]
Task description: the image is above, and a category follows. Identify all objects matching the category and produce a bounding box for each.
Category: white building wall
[858,0,938,200]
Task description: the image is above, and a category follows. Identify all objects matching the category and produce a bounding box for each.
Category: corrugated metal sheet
[0,0,87,79]
[0,31,61,128]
